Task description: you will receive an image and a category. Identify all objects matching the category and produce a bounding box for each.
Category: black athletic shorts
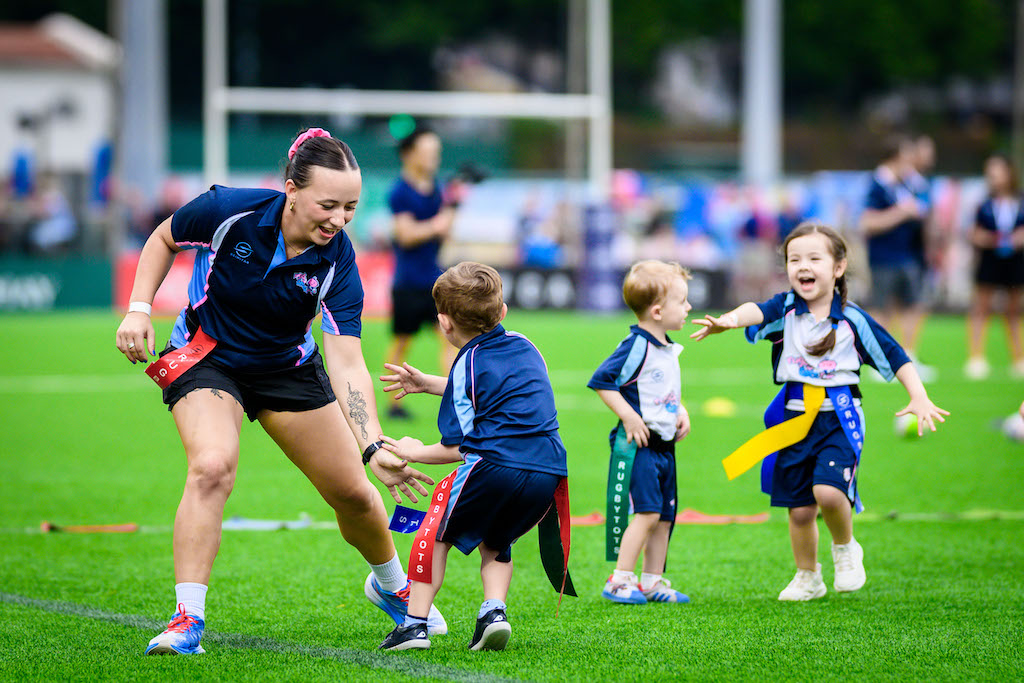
[975,249,1024,287]
[391,287,438,336]
[160,347,336,422]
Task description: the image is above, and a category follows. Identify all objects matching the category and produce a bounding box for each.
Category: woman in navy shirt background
[965,153,1024,379]
[115,128,444,655]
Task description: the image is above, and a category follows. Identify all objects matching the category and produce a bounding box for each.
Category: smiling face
[654,277,692,331]
[786,232,846,305]
[284,166,362,249]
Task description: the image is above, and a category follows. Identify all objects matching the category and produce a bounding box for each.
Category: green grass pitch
[1,310,1022,681]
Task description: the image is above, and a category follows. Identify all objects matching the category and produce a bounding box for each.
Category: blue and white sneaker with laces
[601,574,647,604]
[364,572,448,636]
[642,577,690,603]
[144,603,206,655]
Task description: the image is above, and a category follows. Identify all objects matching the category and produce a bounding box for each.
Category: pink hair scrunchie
[288,127,332,160]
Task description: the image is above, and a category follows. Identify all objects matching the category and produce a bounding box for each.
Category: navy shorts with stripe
[615,431,677,522]
[770,409,860,509]
[438,454,561,563]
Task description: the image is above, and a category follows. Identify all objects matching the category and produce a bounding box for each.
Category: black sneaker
[468,608,511,651]
[379,623,430,651]
[388,403,412,420]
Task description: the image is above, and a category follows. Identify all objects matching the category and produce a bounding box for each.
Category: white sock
[640,573,662,591]
[612,569,636,584]
[370,555,407,593]
[174,582,208,620]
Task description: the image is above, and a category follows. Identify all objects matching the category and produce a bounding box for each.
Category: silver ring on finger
[127,342,136,349]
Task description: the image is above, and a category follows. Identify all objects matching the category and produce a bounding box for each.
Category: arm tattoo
[346,382,369,440]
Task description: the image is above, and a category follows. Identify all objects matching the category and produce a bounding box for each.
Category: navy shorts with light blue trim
[620,434,677,522]
[770,409,859,509]
[438,455,561,563]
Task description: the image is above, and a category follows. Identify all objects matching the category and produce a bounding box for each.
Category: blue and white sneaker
[642,578,690,603]
[364,573,448,636]
[144,603,206,655]
[601,574,647,604]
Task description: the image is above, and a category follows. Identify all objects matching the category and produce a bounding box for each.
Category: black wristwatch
[362,440,385,465]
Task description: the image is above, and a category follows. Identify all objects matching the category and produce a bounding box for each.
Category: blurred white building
[0,13,119,175]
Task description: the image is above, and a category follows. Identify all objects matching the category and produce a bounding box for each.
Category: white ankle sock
[370,555,407,593]
[640,573,661,591]
[612,569,635,584]
[174,582,207,620]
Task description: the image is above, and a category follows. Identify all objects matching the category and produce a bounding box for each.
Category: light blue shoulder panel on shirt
[843,305,894,380]
[615,335,649,387]
[450,349,476,436]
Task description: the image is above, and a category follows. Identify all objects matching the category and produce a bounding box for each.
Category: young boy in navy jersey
[589,260,693,605]
[376,261,569,651]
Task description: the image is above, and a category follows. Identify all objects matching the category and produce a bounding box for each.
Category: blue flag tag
[388,505,425,533]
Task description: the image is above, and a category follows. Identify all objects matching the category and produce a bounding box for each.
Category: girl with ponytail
[690,221,948,603]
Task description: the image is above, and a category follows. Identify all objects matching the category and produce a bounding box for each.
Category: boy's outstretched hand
[380,362,429,400]
[379,434,426,462]
[689,312,739,341]
[895,397,950,436]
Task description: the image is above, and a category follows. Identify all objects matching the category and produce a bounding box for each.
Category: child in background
[588,260,693,605]
[691,223,948,600]
[376,262,569,651]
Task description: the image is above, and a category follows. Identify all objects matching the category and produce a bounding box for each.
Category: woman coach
[115,128,445,655]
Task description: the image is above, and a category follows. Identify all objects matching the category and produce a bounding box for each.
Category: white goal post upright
[202,0,613,196]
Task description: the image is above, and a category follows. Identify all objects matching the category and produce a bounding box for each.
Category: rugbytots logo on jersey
[232,241,253,263]
[293,272,320,296]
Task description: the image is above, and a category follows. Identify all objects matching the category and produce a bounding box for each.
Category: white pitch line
[0,592,518,682]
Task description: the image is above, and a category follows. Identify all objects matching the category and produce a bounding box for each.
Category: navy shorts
[770,409,861,509]
[438,454,562,563]
[619,433,677,522]
[391,287,438,336]
[975,249,1024,287]
[161,348,336,422]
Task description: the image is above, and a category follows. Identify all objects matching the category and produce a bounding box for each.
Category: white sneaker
[778,564,827,601]
[1011,359,1024,379]
[832,539,866,592]
[964,357,990,380]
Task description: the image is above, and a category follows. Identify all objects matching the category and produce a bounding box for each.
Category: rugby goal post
[202,0,612,196]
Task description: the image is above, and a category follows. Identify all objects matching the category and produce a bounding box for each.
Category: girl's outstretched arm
[894,363,950,436]
[690,302,765,341]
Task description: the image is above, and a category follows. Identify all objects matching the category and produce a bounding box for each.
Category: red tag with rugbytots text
[407,469,458,584]
[144,327,217,389]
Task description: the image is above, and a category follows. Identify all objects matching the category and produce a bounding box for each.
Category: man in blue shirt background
[385,127,460,418]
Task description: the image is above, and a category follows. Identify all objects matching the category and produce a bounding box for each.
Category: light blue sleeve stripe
[749,317,785,343]
[615,336,648,386]
[450,352,476,436]
[845,306,893,380]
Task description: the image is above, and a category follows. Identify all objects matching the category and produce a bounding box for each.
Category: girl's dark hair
[397,127,436,157]
[782,222,848,357]
[285,130,358,188]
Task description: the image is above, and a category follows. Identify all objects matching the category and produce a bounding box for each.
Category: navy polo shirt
[437,324,567,476]
[388,177,444,290]
[168,185,363,371]
[864,169,924,267]
[975,196,1024,245]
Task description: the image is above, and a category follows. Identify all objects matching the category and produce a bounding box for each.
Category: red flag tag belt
[144,327,218,389]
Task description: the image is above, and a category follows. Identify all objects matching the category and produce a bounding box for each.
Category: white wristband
[128,301,152,316]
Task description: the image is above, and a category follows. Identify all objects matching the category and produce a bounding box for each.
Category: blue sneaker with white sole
[145,604,206,655]
[364,573,448,636]
[601,575,647,604]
